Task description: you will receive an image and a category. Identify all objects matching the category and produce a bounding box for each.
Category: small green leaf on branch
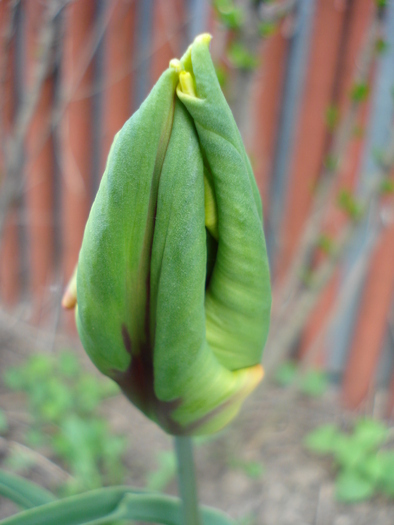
[214,0,244,30]
[325,104,339,131]
[380,177,394,195]
[337,189,363,221]
[375,38,388,54]
[350,82,369,103]
[259,22,277,38]
[317,233,335,255]
[227,42,259,70]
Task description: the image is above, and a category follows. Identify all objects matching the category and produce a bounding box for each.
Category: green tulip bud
[71,34,271,436]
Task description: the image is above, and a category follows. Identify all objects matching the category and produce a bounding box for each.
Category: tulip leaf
[0,486,234,525]
[0,469,57,509]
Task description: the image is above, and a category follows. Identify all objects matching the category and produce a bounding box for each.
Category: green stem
[174,436,202,525]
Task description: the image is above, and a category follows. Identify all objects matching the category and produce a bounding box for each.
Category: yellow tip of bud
[238,364,264,400]
[61,265,78,310]
[61,290,77,310]
[178,71,197,98]
[194,33,212,46]
[169,59,182,72]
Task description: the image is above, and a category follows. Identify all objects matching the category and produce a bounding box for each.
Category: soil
[1,328,394,524]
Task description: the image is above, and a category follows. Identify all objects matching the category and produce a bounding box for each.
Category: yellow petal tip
[169,58,182,72]
[194,33,212,46]
[62,265,78,310]
[178,71,197,98]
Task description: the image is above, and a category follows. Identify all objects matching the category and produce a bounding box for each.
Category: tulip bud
[70,34,271,435]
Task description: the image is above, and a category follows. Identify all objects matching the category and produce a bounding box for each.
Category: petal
[176,35,271,371]
[76,67,178,386]
[150,99,264,434]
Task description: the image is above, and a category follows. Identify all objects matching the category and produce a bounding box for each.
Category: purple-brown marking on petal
[112,324,183,434]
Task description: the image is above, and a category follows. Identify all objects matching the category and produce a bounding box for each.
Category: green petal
[150,99,264,434]
[177,35,271,370]
[76,67,178,405]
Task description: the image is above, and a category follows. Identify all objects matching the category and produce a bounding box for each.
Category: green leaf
[333,435,368,470]
[374,451,394,496]
[337,189,363,221]
[259,22,277,38]
[304,424,340,454]
[0,486,235,525]
[76,375,102,412]
[317,233,335,255]
[380,177,394,195]
[353,418,388,451]
[325,104,339,131]
[26,355,53,383]
[358,454,386,484]
[0,469,56,509]
[335,470,375,503]
[214,0,244,30]
[274,361,297,387]
[350,82,369,102]
[299,369,328,397]
[375,38,388,54]
[227,43,259,70]
[39,380,73,422]
[57,352,80,378]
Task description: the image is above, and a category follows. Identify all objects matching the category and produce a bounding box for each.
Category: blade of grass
[0,469,56,509]
[0,486,234,525]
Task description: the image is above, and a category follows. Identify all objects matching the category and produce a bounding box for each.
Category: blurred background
[2,0,394,523]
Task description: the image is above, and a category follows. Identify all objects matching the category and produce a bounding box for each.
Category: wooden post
[251,30,288,216]
[25,0,55,320]
[0,0,19,306]
[300,0,373,369]
[101,0,136,171]
[276,0,348,281]
[343,221,394,408]
[61,0,96,326]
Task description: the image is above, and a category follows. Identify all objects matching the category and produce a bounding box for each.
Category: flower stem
[174,436,202,525]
